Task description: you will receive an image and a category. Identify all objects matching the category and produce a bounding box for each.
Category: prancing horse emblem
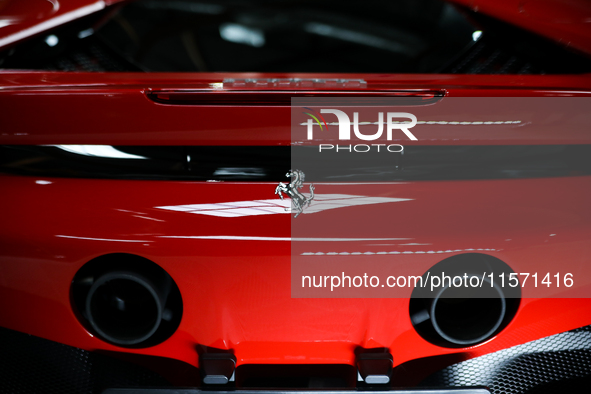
[275,169,315,218]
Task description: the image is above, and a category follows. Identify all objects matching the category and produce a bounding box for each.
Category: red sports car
[1,0,591,393]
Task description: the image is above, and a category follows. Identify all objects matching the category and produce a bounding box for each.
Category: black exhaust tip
[86,271,164,346]
[71,254,182,348]
[429,278,506,346]
[409,253,520,348]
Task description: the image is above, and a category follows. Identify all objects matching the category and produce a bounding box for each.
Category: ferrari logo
[275,169,315,218]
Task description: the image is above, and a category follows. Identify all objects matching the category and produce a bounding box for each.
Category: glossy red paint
[0,0,590,389]
[2,69,591,378]
[1,72,591,146]
[1,173,591,373]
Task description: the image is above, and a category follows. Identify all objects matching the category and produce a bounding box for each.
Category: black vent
[0,327,172,394]
[441,10,591,75]
[45,41,138,72]
[0,9,142,73]
[420,325,591,394]
[444,38,542,75]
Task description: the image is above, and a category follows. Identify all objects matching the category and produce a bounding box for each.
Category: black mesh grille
[443,39,541,75]
[45,42,137,72]
[439,10,591,75]
[0,327,171,394]
[420,325,591,394]
[2,324,591,393]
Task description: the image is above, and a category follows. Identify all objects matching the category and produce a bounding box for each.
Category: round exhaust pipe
[410,254,519,348]
[426,274,506,346]
[86,271,169,346]
[71,254,182,348]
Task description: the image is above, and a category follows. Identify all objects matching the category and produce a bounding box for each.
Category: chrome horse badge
[275,169,315,218]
